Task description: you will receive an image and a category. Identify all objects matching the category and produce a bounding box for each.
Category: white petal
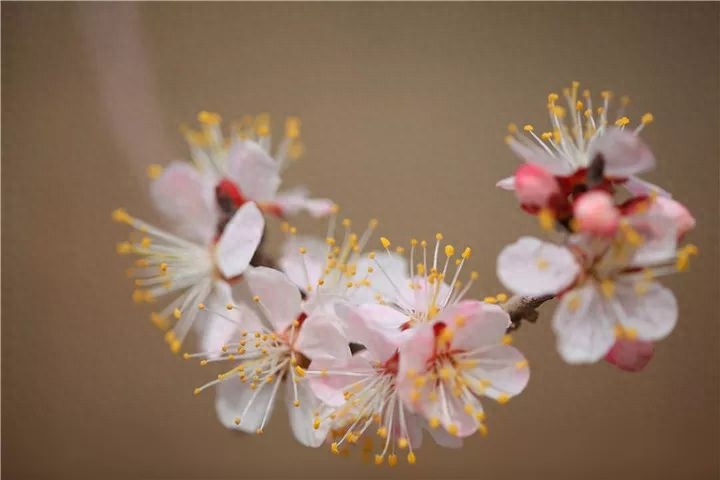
[286,381,328,447]
[426,421,463,448]
[336,303,402,361]
[627,211,678,267]
[225,140,281,201]
[496,175,516,191]
[199,282,263,354]
[466,345,529,399]
[553,285,616,363]
[614,280,677,341]
[245,267,302,332]
[587,128,655,177]
[308,355,373,407]
[274,187,335,217]
[215,202,265,278]
[624,176,671,198]
[279,235,327,291]
[356,252,410,306]
[508,138,574,175]
[497,237,580,296]
[295,312,351,360]
[215,376,276,433]
[150,162,217,243]
[448,301,510,351]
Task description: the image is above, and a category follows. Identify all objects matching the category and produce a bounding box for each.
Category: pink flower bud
[514,164,560,207]
[652,197,696,239]
[604,339,654,372]
[573,190,620,236]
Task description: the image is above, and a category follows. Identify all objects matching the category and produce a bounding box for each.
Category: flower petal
[604,339,654,372]
[308,355,373,407]
[553,284,616,363]
[215,375,276,433]
[245,267,302,332]
[279,235,327,291]
[225,140,281,201]
[587,128,655,177]
[624,176,671,198]
[215,202,265,278]
[497,237,580,296]
[465,345,530,399]
[286,380,328,447]
[296,312,351,360]
[613,280,678,341]
[447,301,511,351]
[150,162,217,243]
[508,138,574,175]
[336,303,403,361]
[199,282,263,354]
[274,187,335,218]
[496,175,516,191]
[426,421,463,448]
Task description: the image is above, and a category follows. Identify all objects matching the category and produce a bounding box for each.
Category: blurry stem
[502,294,554,331]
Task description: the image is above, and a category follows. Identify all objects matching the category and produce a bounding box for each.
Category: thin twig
[502,294,554,331]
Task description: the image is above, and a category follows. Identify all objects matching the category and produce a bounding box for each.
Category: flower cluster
[496,82,697,370]
[112,85,697,465]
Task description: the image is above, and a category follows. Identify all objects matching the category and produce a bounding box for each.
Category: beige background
[2,3,718,479]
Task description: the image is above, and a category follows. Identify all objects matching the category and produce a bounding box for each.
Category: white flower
[149,112,334,243]
[307,303,461,465]
[497,207,698,363]
[396,301,529,439]
[112,202,264,352]
[189,267,350,446]
[498,82,666,198]
[278,215,408,311]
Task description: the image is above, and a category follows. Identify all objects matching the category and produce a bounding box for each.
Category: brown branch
[502,295,554,331]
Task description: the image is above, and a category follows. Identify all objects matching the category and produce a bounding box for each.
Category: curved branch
[502,295,554,331]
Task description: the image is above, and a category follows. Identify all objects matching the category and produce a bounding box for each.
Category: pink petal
[150,162,217,243]
[438,301,510,351]
[335,303,400,362]
[286,380,328,447]
[295,312,351,360]
[573,190,620,237]
[514,163,561,207]
[215,376,276,433]
[308,355,373,407]
[651,197,696,239]
[225,140,281,201]
[604,339,655,372]
[614,280,678,341]
[274,187,335,217]
[508,138,574,175]
[279,235,327,291]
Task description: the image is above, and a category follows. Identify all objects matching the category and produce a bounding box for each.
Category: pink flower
[397,301,529,439]
[651,197,696,239]
[604,339,654,372]
[112,202,265,352]
[190,267,350,446]
[149,113,333,243]
[573,190,621,236]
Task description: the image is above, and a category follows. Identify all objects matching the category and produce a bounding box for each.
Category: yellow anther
[460,247,472,259]
[479,424,489,437]
[341,218,351,228]
[197,303,206,310]
[615,116,630,127]
[289,226,297,235]
[193,388,201,396]
[435,232,443,241]
[409,389,420,402]
[547,93,559,103]
[388,454,398,467]
[464,403,475,415]
[376,426,388,438]
[447,423,459,436]
[502,334,513,345]
[252,295,260,303]
[200,359,208,366]
[294,365,306,377]
[476,411,486,422]
[255,428,264,435]
[523,124,534,132]
[380,237,391,249]
[444,245,455,257]
[582,89,591,98]
[575,100,584,111]
[151,313,169,331]
[299,247,307,254]
[483,296,497,304]
[374,454,384,465]
[158,262,168,273]
[234,417,241,425]
[454,315,466,328]
[395,246,405,254]
[507,122,518,133]
[285,117,301,139]
[146,164,163,179]
[497,394,511,405]
[541,131,553,141]
[600,279,615,299]
[397,437,409,449]
[536,257,549,270]
[111,208,132,224]
[641,113,654,125]
[198,111,221,125]
[601,90,613,99]
[496,293,508,302]
[407,452,417,464]
[620,95,630,106]
[173,308,182,319]
[429,417,440,428]
[116,241,132,254]
[470,271,479,280]
[538,208,555,231]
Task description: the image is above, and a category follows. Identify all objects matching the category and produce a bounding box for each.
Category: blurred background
[2,3,718,479]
